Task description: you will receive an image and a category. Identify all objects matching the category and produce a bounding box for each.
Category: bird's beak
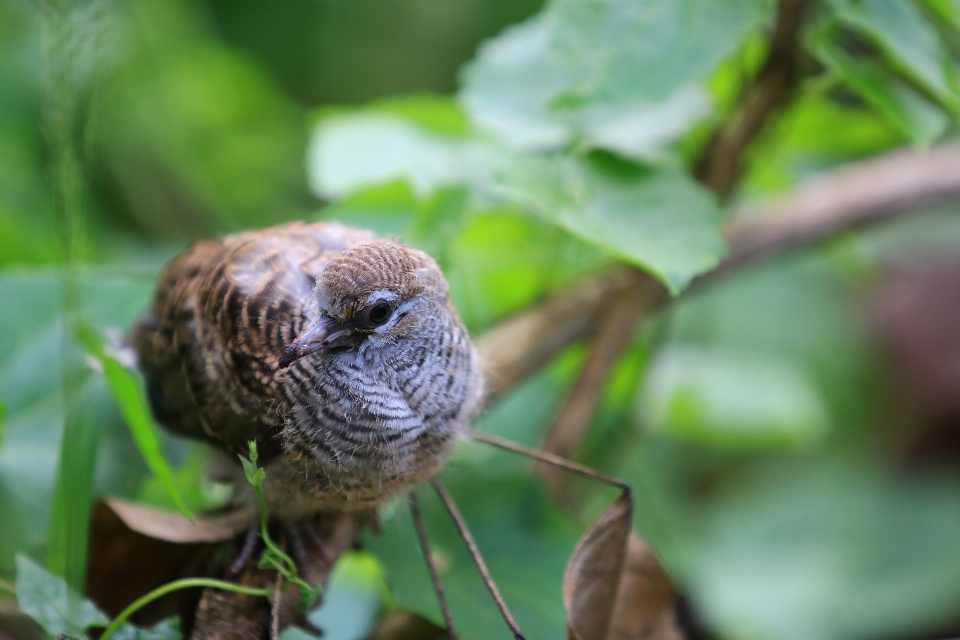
[278,314,349,368]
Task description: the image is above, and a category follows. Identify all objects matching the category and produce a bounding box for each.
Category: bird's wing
[132,221,377,454]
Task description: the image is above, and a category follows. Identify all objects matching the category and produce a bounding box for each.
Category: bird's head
[277,241,452,368]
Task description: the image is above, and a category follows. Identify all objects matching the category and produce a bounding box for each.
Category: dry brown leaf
[563,492,633,640]
[104,497,255,543]
[608,533,684,640]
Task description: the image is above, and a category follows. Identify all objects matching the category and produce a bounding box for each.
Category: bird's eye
[367,302,393,327]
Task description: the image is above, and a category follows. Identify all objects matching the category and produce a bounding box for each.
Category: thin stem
[0,577,14,594]
[101,578,273,639]
[271,569,283,640]
[430,479,525,640]
[409,492,458,640]
[469,431,631,493]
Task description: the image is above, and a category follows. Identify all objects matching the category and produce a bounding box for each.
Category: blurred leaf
[640,347,831,449]
[111,617,182,640]
[742,92,906,194]
[367,476,574,640]
[827,0,960,114]
[0,269,154,575]
[307,110,497,201]
[48,378,111,592]
[78,326,193,522]
[292,551,386,640]
[15,553,109,637]
[137,445,233,514]
[564,493,632,640]
[689,461,960,640]
[461,0,774,158]
[494,153,726,294]
[815,37,948,145]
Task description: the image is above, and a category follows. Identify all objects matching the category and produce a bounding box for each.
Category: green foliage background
[2,0,960,639]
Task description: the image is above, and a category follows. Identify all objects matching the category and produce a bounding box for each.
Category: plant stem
[101,578,273,639]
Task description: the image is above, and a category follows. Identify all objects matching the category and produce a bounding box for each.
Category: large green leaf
[461,0,774,158]
[494,153,726,294]
[307,109,497,202]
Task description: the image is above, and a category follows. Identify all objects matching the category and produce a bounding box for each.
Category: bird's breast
[266,337,478,516]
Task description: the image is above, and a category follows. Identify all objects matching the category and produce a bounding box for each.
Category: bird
[132,220,483,518]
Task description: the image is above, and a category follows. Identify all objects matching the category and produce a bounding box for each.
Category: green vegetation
[2,0,960,639]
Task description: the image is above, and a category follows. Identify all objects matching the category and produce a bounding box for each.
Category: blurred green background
[2,0,960,639]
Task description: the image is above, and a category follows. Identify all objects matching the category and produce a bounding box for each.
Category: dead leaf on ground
[104,497,255,543]
[564,492,633,640]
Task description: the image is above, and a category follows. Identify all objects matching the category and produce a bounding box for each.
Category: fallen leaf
[608,533,684,640]
[86,501,216,620]
[104,498,254,544]
[563,492,633,640]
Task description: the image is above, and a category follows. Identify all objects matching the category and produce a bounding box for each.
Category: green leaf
[639,347,831,449]
[815,40,948,145]
[493,153,726,294]
[461,0,774,158]
[77,324,193,523]
[15,553,109,637]
[827,0,960,114]
[48,378,111,591]
[111,617,182,640]
[307,111,496,201]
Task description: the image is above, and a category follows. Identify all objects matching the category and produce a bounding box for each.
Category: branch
[694,0,813,200]
[475,142,960,409]
[703,143,960,282]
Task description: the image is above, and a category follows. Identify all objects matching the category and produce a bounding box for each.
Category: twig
[271,568,283,640]
[536,273,663,500]
[430,479,526,640]
[470,431,630,493]
[409,492,458,639]
[695,0,813,200]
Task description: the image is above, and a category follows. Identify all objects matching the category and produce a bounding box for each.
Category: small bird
[133,221,483,517]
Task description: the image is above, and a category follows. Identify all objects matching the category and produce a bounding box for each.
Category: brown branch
[694,0,813,200]
[703,143,960,283]
[534,274,664,500]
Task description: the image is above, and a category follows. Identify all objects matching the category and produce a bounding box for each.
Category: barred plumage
[133,221,483,516]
